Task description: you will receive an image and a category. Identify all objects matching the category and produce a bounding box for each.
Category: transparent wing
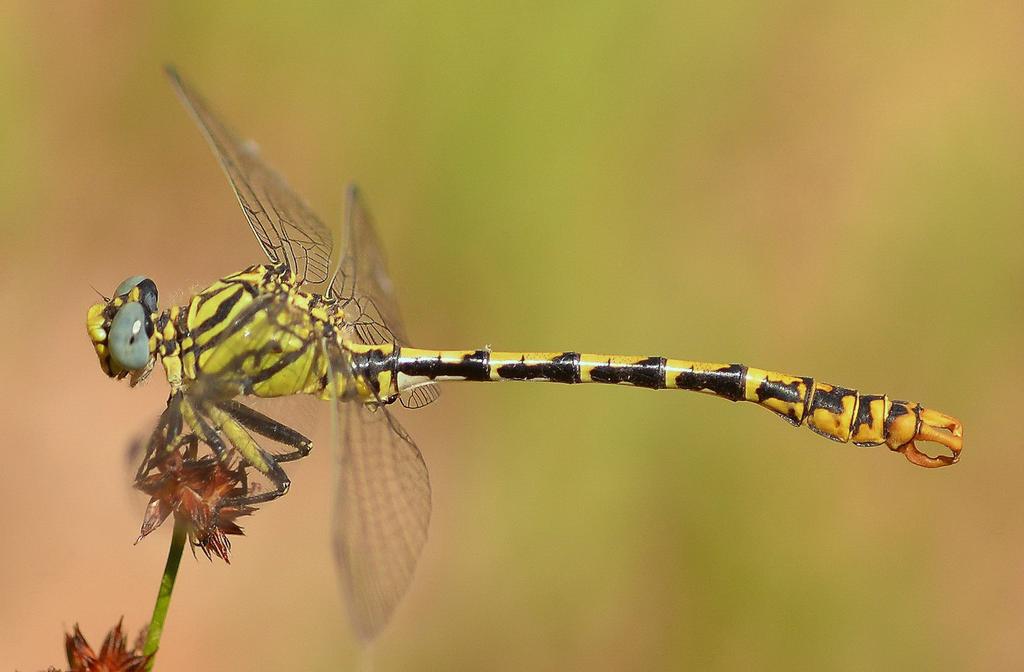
[334,184,442,405]
[327,349,431,641]
[399,382,441,410]
[333,184,410,345]
[333,401,432,641]
[165,66,337,294]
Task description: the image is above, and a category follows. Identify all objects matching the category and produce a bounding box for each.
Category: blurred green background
[2,2,1022,670]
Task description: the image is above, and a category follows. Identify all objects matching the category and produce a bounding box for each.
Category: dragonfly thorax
[167,264,343,401]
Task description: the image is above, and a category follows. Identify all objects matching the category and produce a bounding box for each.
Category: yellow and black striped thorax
[162,264,343,400]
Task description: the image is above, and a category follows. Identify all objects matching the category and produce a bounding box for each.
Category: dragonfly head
[86,275,160,386]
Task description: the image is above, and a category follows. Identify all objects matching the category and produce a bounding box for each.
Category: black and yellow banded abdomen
[665,362,883,445]
[395,348,962,468]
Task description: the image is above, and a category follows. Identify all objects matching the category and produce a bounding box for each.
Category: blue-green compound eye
[114,275,159,314]
[109,302,151,371]
[114,275,148,296]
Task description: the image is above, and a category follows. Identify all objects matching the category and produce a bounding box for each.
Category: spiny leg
[215,399,313,463]
[178,395,230,462]
[135,393,205,481]
[174,394,256,497]
[134,395,181,481]
[185,399,294,507]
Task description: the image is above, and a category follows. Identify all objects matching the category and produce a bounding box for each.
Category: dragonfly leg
[220,469,290,507]
[176,395,232,463]
[215,399,313,463]
[886,405,963,468]
[201,401,293,506]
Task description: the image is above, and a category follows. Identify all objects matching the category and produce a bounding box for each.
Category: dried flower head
[135,435,257,562]
[60,619,150,672]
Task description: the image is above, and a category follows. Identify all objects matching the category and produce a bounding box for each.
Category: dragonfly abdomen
[666,361,877,442]
[395,348,962,468]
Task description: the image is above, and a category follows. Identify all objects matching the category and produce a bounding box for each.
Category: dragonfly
[85,67,964,641]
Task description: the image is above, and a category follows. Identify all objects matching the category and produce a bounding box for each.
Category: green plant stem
[143,518,187,670]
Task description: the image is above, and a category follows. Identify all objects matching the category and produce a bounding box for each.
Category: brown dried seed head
[135,452,256,563]
[61,619,150,672]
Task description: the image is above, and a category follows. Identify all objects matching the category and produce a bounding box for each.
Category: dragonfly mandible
[85,67,963,641]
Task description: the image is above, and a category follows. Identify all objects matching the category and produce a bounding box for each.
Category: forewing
[332,184,410,345]
[333,184,442,406]
[166,66,337,294]
[332,399,432,641]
